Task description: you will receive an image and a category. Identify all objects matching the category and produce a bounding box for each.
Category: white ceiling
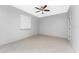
[12,5,70,18]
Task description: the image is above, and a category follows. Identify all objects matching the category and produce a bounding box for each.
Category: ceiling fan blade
[44,9,50,11]
[35,7,41,10]
[35,11,40,13]
[43,5,47,9]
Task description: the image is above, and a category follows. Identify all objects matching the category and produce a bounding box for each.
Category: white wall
[0,5,68,46]
[68,5,79,52]
[39,13,68,38]
[0,5,38,45]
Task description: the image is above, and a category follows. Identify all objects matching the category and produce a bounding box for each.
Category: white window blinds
[20,15,31,29]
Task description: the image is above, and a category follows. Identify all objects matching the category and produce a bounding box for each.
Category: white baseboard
[38,34,67,39]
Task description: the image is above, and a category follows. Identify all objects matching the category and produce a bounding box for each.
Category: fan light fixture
[35,5,50,14]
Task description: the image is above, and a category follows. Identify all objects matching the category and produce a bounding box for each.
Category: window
[20,15,31,29]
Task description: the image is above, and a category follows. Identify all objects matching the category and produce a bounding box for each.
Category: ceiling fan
[35,5,50,14]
